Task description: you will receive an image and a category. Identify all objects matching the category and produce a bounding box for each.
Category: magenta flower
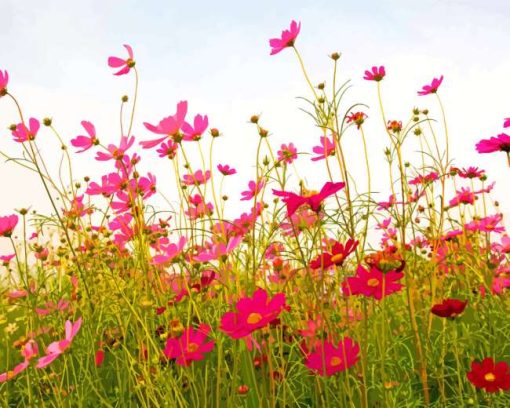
[269,20,301,55]
[504,118,510,128]
[108,44,135,76]
[465,214,505,234]
[305,337,360,376]
[36,318,82,368]
[141,101,188,148]
[273,181,345,216]
[152,236,187,265]
[418,75,444,96]
[311,136,335,161]
[11,118,40,143]
[156,140,179,159]
[220,288,287,339]
[182,114,208,141]
[0,70,8,96]
[0,214,18,237]
[363,66,386,81]
[241,179,265,201]
[0,340,38,383]
[182,170,211,186]
[164,324,215,366]
[71,121,98,153]
[277,143,298,164]
[95,135,135,161]
[185,194,214,220]
[343,265,404,300]
[217,164,236,175]
[193,236,242,262]
[476,133,510,153]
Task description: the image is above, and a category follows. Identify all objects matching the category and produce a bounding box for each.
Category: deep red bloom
[363,66,385,81]
[0,214,18,237]
[220,288,287,339]
[343,265,403,300]
[108,44,135,76]
[11,118,40,143]
[305,337,360,376]
[418,75,444,96]
[431,298,467,318]
[310,239,358,269]
[0,70,8,96]
[476,133,510,153]
[164,324,215,366]
[71,121,98,153]
[467,358,510,393]
[273,181,345,217]
[269,20,301,55]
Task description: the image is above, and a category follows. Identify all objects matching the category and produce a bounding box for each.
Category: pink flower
[156,140,179,159]
[71,121,98,153]
[504,118,510,128]
[269,20,301,56]
[182,170,211,186]
[164,324,215,366]
[309,239,358,269]
[0,70,8,96]
[343,265,404,300]
[465,214,505,234]
[363,66,386,81]
[141,101,188,148]
[277,143,298,164]
[182,114,208,141]
[241,179,265,201]
[0,340,38,383]
[152,236,187,265]
[95,135,135,161]
[273,181,345,216]
[311,136,335,161]
[449,188,476,207]
[185,195,214,220]
[36,318,82,368]
[217,164,236,175]
[220,288,287,339]
[0,214,18,237]
[11,118,40,143]
[108,44,135,76]
[452,166,485,179]
[305,337,360,376]
[476,133,510,153]
[418,75,444,96]
[194,236,242,262]
[409,171,439,186]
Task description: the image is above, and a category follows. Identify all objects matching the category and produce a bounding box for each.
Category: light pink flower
[277,143,298,164]
[182,170,211,186]
[36,318,82,368]
[95,135,135,161]
[108,44,135,76]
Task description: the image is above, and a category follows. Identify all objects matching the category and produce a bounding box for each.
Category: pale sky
[1,0,509,242]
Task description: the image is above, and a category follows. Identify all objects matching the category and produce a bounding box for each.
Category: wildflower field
[1,20,510,407]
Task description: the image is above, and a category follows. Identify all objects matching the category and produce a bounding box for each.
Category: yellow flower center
[330,254,345,264]
[367,278,379,287]
[330,356,342,366]
[247,312,262,325]
[484,372,496,382]
[187,342,199,353]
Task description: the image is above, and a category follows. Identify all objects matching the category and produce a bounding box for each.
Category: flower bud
[122,95,129,102]
[259,128,268,138]
[317,82,325,90]
[43,117,52,126]
[238,385,249,395]
[250,115,259,124]
[330,52,341,61]
[210,128,220,137]
[9,124,16,131]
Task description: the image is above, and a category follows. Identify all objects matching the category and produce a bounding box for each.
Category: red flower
[467,358,510,393]
[0,70,8,97]
[0,214,18,237]
[273,181,345,217]
[310,239,358,269]
[220,288,287,339]
[418,75,444,96]
[305,337,360,376]
[269,20,301,56]
[431,298,467,318]
[476,133,510,153]
[346,112,367,129]
[71,121,99,153]
[108,44,135,76]
[363,66,386,81]
[164,324,215,366]
[343,265,403,300]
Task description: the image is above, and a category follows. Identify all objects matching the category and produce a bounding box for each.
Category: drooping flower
[269,20,301,56]
[310,239,358,269]
[140,101,188,148]
[0,214,18,237]
[431,298,467,318]
[241,179,265,201]
[467,358,510,393]
[311,136,335,161]
[277,143,298,164]
[220,288,287,339]
[108,44,135,76]
[418,75,444,96]
[363,66,386,82]
[217,164,236,175]
[0,70,8,96]
[476,133,510,153]
[273,181,345,217]
[11,118,40,143]
[36,318,82,368]
[164,324,215,366]
[71,121,99,153]
[305,337,360,376]
[343,265,403,300]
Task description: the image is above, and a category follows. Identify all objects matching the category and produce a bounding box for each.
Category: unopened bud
[43,117,52,126]
[330,52,341,61]
[259,128,268,138]
[210,128,220,137]
[250,115,259,124]
[317,82,325,90]
[9,124,16,131]
[122,95,129,102]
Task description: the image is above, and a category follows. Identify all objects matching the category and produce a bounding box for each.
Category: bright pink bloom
[0,340,38,383]
[418,75,444,96]
[343,265,404,300]
[0,70,8,96]
[0,214,18,237]
[452,166,485,179]
[108,44,135,76]
[363,66,386,81]
[36,318,82,368]
[476,133,510,153]
[241,179,265,201]
[220,288,287,339]
[311,136,335,161]
[156,140,179,159]
[449,188,476,207]
[273,181,345,216]
[409,171,439,186]
[467,358,510,393]
[95,349,105,367]
[493,236,510,254]
[185,194,214,220]
[277,143,298,164]
[465,214,505,234]
[11,118,40,143]
[164,324,215,366]
[269,20,301,55]
[504,118,510,128]
[181,114,208,141]
[95,135,135,161]
[152,236,187,265]
[141,101,188,148]
[305,338,360,376]
[71,121,98,153]
[182,170,211,186]
[194,236,241,262]
[217,164,236,175]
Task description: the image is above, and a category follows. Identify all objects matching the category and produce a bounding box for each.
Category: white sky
[1,0,509,249]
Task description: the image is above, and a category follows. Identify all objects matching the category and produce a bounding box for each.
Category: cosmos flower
[269,20,301,55]
[431,298,467,318]
[108,44,135,76]
[343,265,404,300]
[417,75,444,96]
[476,133,510,154]
[241,179,265,201]
[363,66,385,81]
[305,337,360,376]
[467,358,510,393]
[311,136,335,161]
[141,101,188,149]
[36,318,82,368]
[164,324,215,366]
[217,164,236,175]
[71,121,99,153]
[0,70,8,96]
[11,118,40,143]
[310,239,358,269]
[277,143,298,164]
[0,214,19,237]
